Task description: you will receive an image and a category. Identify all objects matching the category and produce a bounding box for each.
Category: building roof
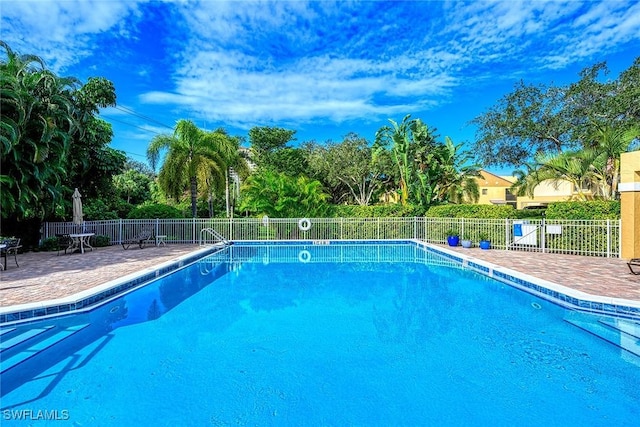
[477,170,516,187]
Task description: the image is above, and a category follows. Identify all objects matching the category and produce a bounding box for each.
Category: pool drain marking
[531,302,542,310]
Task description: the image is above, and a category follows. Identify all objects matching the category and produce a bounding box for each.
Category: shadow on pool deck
[0,243,638,308]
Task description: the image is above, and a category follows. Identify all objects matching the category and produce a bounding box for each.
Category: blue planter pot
[461,240,473,248]
[479,240,491,250]
[447,236,460,247]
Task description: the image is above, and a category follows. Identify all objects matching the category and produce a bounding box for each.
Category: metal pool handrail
[199,227,230,246]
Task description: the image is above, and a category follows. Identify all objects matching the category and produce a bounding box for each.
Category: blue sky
[2,0,639,175]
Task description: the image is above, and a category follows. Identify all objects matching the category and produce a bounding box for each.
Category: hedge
[426,204,516,219]
[545,200,620,220]
[332,204,424,218]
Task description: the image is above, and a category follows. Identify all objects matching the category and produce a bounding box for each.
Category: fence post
[541,216,546,253]
[118,218,123,245]
[607,219,611,258]
[505,219,510,251]
[619,219,622,257]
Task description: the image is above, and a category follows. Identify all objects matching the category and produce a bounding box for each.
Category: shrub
[446,228,459,237]
[426,204,516,219]
[127,204,184,219]
[333,203,424,217]
[545,201,620,220]
[93,235,111,247]
[40,236,60,252]
[84,199,119,220]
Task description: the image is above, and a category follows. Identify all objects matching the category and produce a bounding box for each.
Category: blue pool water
[1,242,639,426]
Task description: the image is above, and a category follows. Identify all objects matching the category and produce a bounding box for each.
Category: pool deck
[0,243,638,310]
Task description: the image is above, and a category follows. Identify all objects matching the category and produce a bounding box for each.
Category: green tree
[585,123,639,198]
[247,126,308,176]
[472,58,640,167]
[66,77,125,203]
[514,124,639,201]
[522,150,603,201]
[1,41,77,219]
[471,81,571,167]
[239,170,329,218]
[306,133,386,205]
[432,137,481,204]
[374,114,418,205]
[147,120,239,218]
[113,168,152,204]
[0,41,121,223]
[375,115,477,208]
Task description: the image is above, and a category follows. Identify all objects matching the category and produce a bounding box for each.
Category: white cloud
[0,0,147,71]
[3,0,638,134]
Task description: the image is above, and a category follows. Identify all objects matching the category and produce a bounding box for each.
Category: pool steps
[0,324,89,374]
[0,326,55,352]
[564,318,640,358]
[0,327,16,337]
[598,318,640,340]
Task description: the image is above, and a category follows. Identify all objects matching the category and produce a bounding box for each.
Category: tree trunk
[225,169,230,218]
[190,176,198,218]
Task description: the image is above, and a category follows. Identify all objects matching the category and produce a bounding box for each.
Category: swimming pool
[1,242,639,425]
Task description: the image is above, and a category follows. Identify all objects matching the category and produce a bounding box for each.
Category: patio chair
[122,228,154,250]
[627,258,640,275]
[55,233,73,255]
[1,238,22,270]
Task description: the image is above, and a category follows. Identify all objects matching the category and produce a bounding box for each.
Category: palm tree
[510,162,541,198]
[528,150,603,201]
[0,41,79,219]
[375,115,416,205]
[432,137,481,204]
[513,122,639,202]
[586,123,639,198]
[147,120,238,217]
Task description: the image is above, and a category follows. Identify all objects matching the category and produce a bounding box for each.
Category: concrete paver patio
[0,243,638,309]
[0,245,200,307]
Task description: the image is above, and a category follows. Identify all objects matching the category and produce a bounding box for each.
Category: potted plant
[461,234,473,249]
[446,229,460,247]
[478,232,491,250]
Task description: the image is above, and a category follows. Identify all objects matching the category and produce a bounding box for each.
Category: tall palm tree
[375,115,416,205]
[147,120,237,217]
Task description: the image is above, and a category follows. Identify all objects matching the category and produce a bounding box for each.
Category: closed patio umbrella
[72,188,83,225]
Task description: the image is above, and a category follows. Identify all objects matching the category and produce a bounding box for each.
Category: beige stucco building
[619,151,640,259]
[475,170,584,209]
[474,171,518,207]
[474,170,578,209]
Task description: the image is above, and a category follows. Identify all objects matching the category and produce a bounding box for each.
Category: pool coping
[1,239,638,326]
[0,244,225,326]
[418,241,640,320]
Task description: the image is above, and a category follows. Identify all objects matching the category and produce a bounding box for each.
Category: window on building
[482,189,488,195]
